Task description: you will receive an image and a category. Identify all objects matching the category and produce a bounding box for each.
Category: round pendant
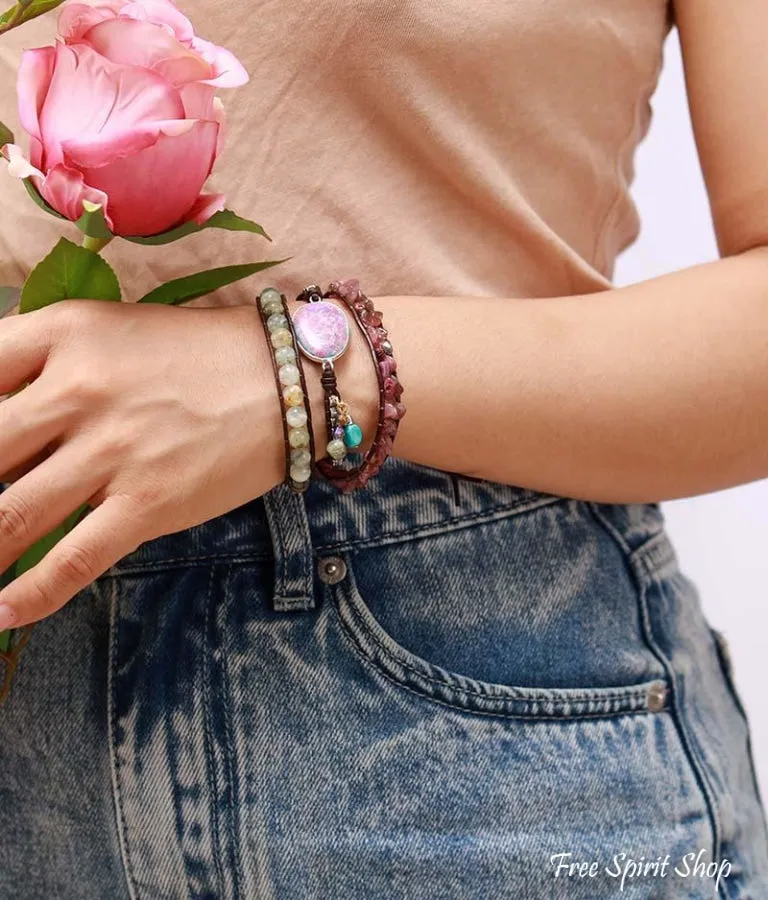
[293,300,350,363]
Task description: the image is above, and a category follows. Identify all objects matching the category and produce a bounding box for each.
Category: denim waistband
[108,458,564,574]
[105,457,670,617]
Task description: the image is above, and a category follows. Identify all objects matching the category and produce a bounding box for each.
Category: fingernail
[0,604,17,631]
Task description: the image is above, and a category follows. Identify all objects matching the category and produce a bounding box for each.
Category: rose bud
[3,0,248,237]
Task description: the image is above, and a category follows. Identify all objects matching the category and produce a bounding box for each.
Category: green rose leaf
[0,501,88,659]
[137,259,288,306]
[125,209,271,246]
[0,120,14,147]
[0,285,19,317]
[20,237,121,312]
[14,504,90,577]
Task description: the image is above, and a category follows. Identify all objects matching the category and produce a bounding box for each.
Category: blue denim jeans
[1,459,766,899]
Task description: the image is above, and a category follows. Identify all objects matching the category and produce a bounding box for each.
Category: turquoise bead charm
[343,422,363,449]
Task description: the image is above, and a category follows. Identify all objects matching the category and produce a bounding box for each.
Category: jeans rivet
[647,681,668,713]
[318,556,347,585]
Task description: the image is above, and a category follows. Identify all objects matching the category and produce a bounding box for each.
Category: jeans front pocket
[329,503,672,722]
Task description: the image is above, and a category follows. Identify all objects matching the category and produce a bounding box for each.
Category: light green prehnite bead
[326,438,346,460]
[262,300,283,317]
[289,426,310,449]
[283,384,304,406]
[290,448,312,467]
[290,464,312,483]
[267,312,288,332]
[278,363,301,386]
[259,288,282,310]
[286,406,308,428]
[274,346,296,366]
[270,328,293,349]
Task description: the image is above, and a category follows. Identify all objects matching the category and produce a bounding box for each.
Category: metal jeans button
[317,556,347,585]
[646,681,668,713]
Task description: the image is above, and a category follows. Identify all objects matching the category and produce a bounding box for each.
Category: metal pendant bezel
[293,299,350,364]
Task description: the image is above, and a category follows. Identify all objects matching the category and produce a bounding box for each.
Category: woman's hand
[0,298,287,630]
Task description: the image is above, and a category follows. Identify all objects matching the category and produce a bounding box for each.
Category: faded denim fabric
[1,459,766,899]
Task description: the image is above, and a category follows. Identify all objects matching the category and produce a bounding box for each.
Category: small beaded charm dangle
[295,284,364,466]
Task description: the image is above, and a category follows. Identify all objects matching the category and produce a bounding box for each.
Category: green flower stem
[0,0,31,33]
[82,234,113,253]
[0,0,66,36]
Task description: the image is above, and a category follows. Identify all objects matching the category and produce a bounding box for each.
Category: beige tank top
[0,1,672,304]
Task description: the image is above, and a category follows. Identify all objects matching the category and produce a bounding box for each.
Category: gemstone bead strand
[313,279,406,493]
[256,287,315,492]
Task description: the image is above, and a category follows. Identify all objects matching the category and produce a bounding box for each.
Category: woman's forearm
[312,249,768,503]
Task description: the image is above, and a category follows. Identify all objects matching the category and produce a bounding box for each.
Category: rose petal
[37,163,112,226]
[61,118,195,169]
[40,42,184,169]
[120,0,195,44]
[28,135,44,170]
[184,93,227,158]
[16,47,55,142]
[186,192,225,225]
[83,19,213,86]
[79,119,219,235]
[177,92,227,158]
[2,143,44,180]
[212,97,226,157]
[58,2,123,42]
[179,82,216,119]
[191,38,249,88]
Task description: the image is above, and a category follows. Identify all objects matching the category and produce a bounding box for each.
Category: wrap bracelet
[297,279,406,494]
[257,287,315,492]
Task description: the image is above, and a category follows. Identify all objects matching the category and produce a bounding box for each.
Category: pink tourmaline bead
[330,279,360,303]
[379,357,397,377]
[384,402,398,420]
[395,402,407,419]
[383,376,400,398]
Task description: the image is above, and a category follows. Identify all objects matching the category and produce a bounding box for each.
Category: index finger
[0,306,55,396]
[0,493,148,629]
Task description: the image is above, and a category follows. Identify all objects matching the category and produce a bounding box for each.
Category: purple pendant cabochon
[293,301,350,362]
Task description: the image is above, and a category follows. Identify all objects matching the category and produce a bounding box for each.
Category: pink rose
[4,0,248,237]
[58,0,249,89]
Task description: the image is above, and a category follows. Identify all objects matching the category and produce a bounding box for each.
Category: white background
[615,32,767,799]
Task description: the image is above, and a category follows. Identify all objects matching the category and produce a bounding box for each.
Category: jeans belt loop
[261,482,316,612]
